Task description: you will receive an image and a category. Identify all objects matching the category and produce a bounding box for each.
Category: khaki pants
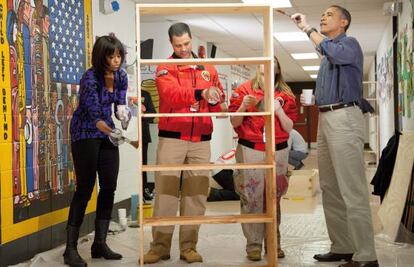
[318,106,377,261]
[234,144,289,253]
[150,137,210,255]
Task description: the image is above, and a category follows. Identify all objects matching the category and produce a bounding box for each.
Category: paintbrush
[122,136,139,149]
[277,9,302,22]
[276,9,291,17]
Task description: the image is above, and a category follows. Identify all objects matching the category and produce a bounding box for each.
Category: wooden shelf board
[143,214,274,226]
[142,163,274,172]
[139,57,271,66]
[137,4,270,15]
[141,112,272,118]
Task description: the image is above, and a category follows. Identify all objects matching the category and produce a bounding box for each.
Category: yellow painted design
[1,194,97,244]
[84,0,93,68]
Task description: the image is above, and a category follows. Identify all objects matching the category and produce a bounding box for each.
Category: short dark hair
[331,5,351,31]
[92,35,125,74]
[168,22,192,41]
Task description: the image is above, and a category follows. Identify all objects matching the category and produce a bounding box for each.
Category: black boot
[63,225,88,267]
[91,220,122,260]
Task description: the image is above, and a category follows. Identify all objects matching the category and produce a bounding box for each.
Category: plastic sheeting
[10,199,414,267]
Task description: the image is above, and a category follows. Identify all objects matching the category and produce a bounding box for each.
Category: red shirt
[155,56,224,142]
[229,80,297,151]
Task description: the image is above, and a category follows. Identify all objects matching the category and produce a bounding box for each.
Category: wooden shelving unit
[136,4,277,266]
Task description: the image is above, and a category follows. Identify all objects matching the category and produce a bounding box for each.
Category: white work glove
[242,95,258,108]
[116,105,127,120]
[291,13,311,32]
[108,128,125,146]
[202,86,221,104]
[116,105,131,130]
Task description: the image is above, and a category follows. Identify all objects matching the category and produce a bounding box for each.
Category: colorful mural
[378,48,394,104]
[0,0,93,244]
[398,0,414,119]
[398,25,413,118]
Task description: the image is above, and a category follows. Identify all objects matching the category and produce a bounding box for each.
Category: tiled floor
[12,149,414,267]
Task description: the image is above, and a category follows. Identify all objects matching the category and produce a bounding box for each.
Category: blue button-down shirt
[70,68,127,143]
[315,33,363,106]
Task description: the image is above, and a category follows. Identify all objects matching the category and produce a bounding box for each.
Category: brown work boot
[180,248,203,263]
[142,249,170,264]
[247,250,262,261]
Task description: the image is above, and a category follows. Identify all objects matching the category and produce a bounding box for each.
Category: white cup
[119,217,128,230]
[302,89,313,105]
[118,208,126,219]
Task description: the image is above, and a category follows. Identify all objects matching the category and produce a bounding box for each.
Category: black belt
[158,130,211,141]
[238,139,288,151]
[318,101,358,112]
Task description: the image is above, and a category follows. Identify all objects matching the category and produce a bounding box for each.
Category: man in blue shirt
[291,5,378,267]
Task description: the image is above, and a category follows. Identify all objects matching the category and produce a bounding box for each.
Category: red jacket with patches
[155,54,224,142]
[229,80,297,151]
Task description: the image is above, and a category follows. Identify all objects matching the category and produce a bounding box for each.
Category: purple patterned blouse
[70,68,128,143]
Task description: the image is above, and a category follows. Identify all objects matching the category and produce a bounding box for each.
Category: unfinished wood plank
[142,163,274,172]
[140,57,271,66]
[144,214,273,226]
[138,3,269,15]
[135,5,145,267]
[141,111,272,118]
[377,131,414,240]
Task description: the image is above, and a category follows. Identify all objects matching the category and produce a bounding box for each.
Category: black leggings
[68,138,119,227]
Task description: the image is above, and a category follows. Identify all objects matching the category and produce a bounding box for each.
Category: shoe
[143,188,153,201]
[180,248,203,263]
[278,248,285,258]
[294,162,304,170]
[247,250,262,261]
[63,226,87,267]
[91,220,122,260]
[339,260,379,267]
[314,252,353,262]
[142,249,170,264]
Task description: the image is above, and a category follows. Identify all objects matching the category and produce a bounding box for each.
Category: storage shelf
[141,112,272,118]
[144,214,274,226]
[142,163,274,172]
[140,57,272,66]
[137,4,271,15]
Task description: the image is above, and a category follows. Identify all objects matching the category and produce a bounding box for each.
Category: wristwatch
[306,27,318,37]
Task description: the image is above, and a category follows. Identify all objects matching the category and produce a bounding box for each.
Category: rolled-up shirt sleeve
[318,37,361,65]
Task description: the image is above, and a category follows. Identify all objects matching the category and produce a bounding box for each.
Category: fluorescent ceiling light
[310,74,318,79]
[291,53,319,60]
[302,66,320,71]
[274,32,308,42]
[241,0,292,8]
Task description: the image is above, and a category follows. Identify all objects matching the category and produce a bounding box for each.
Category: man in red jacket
[143,22,224,264]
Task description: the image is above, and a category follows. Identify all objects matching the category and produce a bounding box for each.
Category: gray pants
[288,150,308,168]
[317,106,377,261]
[234,144,289,253]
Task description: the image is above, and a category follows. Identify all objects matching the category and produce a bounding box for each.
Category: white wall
[375,18,395,151]
[92,0,140,202]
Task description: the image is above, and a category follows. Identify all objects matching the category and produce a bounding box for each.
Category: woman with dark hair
[63,35,129,267]
[229,57,297,261]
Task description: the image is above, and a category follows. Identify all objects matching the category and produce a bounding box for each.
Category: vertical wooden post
[135,4,145,267]
[263,5,277,267]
